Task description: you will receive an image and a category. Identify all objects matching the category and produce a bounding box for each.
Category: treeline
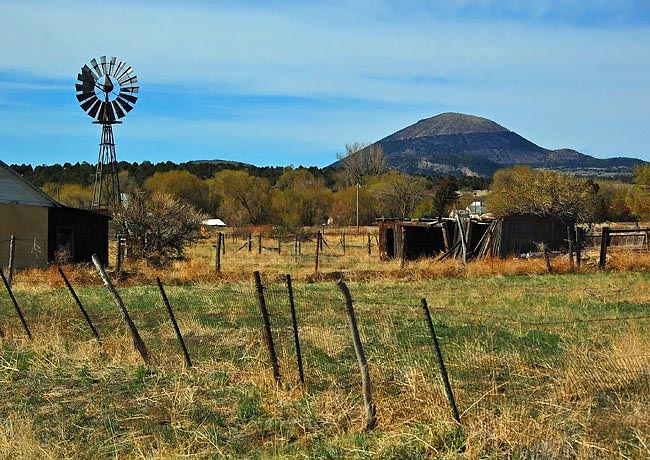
[10,159,649,228]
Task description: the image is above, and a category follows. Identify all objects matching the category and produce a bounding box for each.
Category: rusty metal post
[285,274,304,384]
[156,278,192,368]
[421,298,461,427]
[0,266,31,340]
[254,271,281,383]
[58,266,102,346]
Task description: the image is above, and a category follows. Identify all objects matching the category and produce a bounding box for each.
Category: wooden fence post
[367,233,371,255]
[400,227,406,269]
[253,271,281,383]
[575,227,582,270]
[258,234,262,255]
[567,226,575,270]
[221,232,226,254]
[0,266,31,340]
[116,233,123,272]
[314,231,320,273]
[285,274,304,384]
[156,278,192,368]
[58,266,102,346]
[91,254,149,364]
[421,298,462,427]
[248,234,252,253]
[215,231,222,272]
[336,280,376,430]
[8,235,16,286]
[542,243,553,274]
[599,226,609,269]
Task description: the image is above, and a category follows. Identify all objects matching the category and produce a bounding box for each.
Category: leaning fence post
[253,271,281,383]
[58,266,102,346]
[7,235,16,287]
[285,274,304,384]
[91,254,149,364]
[0,266,31,340]
[599,226,609,269]
[421,298,462,427]
[156,278,192,368]
[336,280,377,431]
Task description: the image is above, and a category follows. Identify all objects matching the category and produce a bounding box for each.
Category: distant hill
[332,113,645,178]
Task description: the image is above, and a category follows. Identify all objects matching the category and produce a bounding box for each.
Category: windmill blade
[80,96,99,112]
[76,91,95,103]
[114,60,126,78]
[119,87,139,97]
[115,96,134,113]
[100,56,108,76]
[118,92,138,104]
[87,99,103,118]
[119,76,139,88]
[115,65,132,82]
[118,72,138,86]
[108,56,117,76]
[90,58,103,78]
[111,101,126,119]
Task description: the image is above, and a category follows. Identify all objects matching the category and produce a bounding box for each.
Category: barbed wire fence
[0,268,648,429]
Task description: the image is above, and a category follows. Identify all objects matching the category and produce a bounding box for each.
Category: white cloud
[0,1,648,163]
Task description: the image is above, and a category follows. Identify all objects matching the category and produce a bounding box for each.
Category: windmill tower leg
[91,123,122,212]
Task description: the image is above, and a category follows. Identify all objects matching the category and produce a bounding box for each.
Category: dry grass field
[0,229,648,459]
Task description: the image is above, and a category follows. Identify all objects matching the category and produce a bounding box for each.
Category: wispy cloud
[0,1,648,166]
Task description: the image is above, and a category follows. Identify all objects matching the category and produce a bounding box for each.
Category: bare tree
[336,142,388,187]
[116,191,206,265]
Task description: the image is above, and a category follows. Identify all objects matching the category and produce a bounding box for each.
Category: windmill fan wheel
[75,55,139,123]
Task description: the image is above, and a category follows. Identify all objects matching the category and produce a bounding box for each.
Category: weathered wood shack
[0,161,109,268]
[378,214,572,261]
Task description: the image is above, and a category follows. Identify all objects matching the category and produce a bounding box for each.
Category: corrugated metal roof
[0,160,59,207]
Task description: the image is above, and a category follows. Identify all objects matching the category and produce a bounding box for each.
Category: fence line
[0,270,648,432]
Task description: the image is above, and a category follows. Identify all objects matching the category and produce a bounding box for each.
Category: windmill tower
[75,56,139,213]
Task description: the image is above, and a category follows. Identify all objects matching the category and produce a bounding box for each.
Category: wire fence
[1,269,648,429]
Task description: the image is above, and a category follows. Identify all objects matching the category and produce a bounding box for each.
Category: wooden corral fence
[592,226,650,268]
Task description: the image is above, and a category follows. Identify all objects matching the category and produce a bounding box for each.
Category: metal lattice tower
[75,56,139,213]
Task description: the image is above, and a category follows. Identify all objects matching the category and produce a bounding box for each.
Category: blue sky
[0,0,649,168]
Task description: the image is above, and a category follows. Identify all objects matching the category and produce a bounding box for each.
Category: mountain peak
[386,112,508,140]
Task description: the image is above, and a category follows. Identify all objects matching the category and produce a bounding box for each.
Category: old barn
[0,161,110,268]
[378,215,572,261]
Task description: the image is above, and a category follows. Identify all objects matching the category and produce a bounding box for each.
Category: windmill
[76,56,138,213]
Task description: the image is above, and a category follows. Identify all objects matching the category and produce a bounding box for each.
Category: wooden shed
[378,214,572,261]
[0,161,110,268]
